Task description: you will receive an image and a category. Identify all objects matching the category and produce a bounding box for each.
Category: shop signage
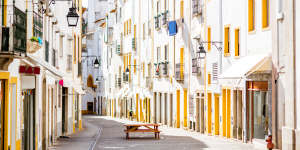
[19,66,40,74]
[59,80,64,86]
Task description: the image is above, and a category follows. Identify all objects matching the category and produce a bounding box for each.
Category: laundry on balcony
[168,21,177,36]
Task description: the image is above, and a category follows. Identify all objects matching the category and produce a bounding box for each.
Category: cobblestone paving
[52,115,256,150]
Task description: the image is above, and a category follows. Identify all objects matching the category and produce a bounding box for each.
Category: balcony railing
[132,38,136,50]
[1,6,27,54]
[155,15,161,30]
[78,62,82,77]
[45,41,49,62]
[161,61,169,76]
[175,63,184,82]
[123,72,129,83]
[192,58,201,75]
[116,44,121,55]
[33,11,43,39]
[161,11,168,26]
[192,0,202,16]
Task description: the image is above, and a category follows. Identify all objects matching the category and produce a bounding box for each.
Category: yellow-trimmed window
[235,28,240,57]
[224,27,230,56]
[124,23,126,35]
[248,0,255,31]
[134,24,136,38]
[123,55,126,70]
[208,73,211,85]
[142,63,145,77]
[180,0,184,18]
[262,0,269,28]
[208,27,211,51]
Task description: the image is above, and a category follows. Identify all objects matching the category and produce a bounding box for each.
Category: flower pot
[27,40,42,53]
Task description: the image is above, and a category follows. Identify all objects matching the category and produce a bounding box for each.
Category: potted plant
[27,36,42,53]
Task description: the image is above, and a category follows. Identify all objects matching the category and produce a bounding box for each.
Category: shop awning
[220,54,271,79]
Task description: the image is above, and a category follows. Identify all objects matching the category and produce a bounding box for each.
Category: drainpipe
[219,0,223,75]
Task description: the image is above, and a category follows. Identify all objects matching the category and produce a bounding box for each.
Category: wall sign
[19,66,40,74]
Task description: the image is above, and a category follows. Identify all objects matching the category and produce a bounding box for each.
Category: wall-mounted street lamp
[66,5,79,27]
[93,58,100,69]
[81,55,101,69]
[125,67,130,75]
[37,0,79,27]
[193,36,222,61]
[196,43,207,60]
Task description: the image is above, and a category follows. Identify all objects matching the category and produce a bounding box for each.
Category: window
[157,0,160,15]
[180,0,184,18]
[74,35,77,63]
[157,47,161,62]
[262,0,269,28]
[124,22,126,35]
[148,21,151,36]
[67,54,72,71]
[164,45,168,61]
[126,20,129,35]
[142,63,145,77]
[208,27,211,51]
[224,26,230,55]
[235,28,240,57]
[134,24,137,38]
[248,0,255,31]
[143,23,145,40]
[208,73,211,85]
[59,36,63,57]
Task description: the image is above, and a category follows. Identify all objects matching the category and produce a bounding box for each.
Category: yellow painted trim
[0,72,9,150]
[136,94,139,121]
[226,89,231,138]
[207,26,211,51]
[222,89,226,137]
[3,0,7,26]
[10,77,18,150]
[183,89,187,128]
[207,92,212,134]
[214,94,220,135]
[248,0,255,32]
[79,120,82,130]
[176,90,180,128]
[16,140,21,150]
[139,99,143,122]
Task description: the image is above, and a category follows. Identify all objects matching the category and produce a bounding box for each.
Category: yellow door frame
[176,90,180,128]
[183,89,187,128]
[226,89,231,138]
[136,94,139,121]
[0,72,10,150]
[222,89,226,137]
[214,94,220,135]
[207,92,212,134]
[139,99,143,122]
[10,77,18,150]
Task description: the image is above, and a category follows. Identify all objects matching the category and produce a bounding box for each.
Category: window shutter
[212,62,218,83]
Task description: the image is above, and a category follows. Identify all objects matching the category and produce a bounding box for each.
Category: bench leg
[157,133,160,139]
[126,133,129,139]
[154,133,157,139]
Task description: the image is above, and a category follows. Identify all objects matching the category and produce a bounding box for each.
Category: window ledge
[224,53,231,57]
[248,29,256,35]
[262,26,270,32]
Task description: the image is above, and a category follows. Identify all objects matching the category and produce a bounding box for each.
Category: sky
[82,0,88,8]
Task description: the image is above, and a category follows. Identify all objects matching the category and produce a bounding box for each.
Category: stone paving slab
[51,115,257,150]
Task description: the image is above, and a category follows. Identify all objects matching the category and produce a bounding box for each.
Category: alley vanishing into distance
[52,115,254,150]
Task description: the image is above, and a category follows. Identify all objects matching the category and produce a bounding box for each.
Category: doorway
[42,79,47,150]
[62,87,68,135]
[214,94,219,135]
[21,89,36,150]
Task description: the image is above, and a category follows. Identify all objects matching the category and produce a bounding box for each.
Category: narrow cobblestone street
[52,115,255,150]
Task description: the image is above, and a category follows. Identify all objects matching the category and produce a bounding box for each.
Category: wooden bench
[124,124,160,139]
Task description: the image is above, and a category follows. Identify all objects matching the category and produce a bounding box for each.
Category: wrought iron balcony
[175,63,184,82]
[1,6,27,54]
[33,11,43,39]
[116,44,121,55]
[123,72,129,83]
[192,58,201,75]
[161,11,168,26]
[155,15,161,30]
[161,61,169,76]
[192,0,202,16]
[132,38,136,50]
